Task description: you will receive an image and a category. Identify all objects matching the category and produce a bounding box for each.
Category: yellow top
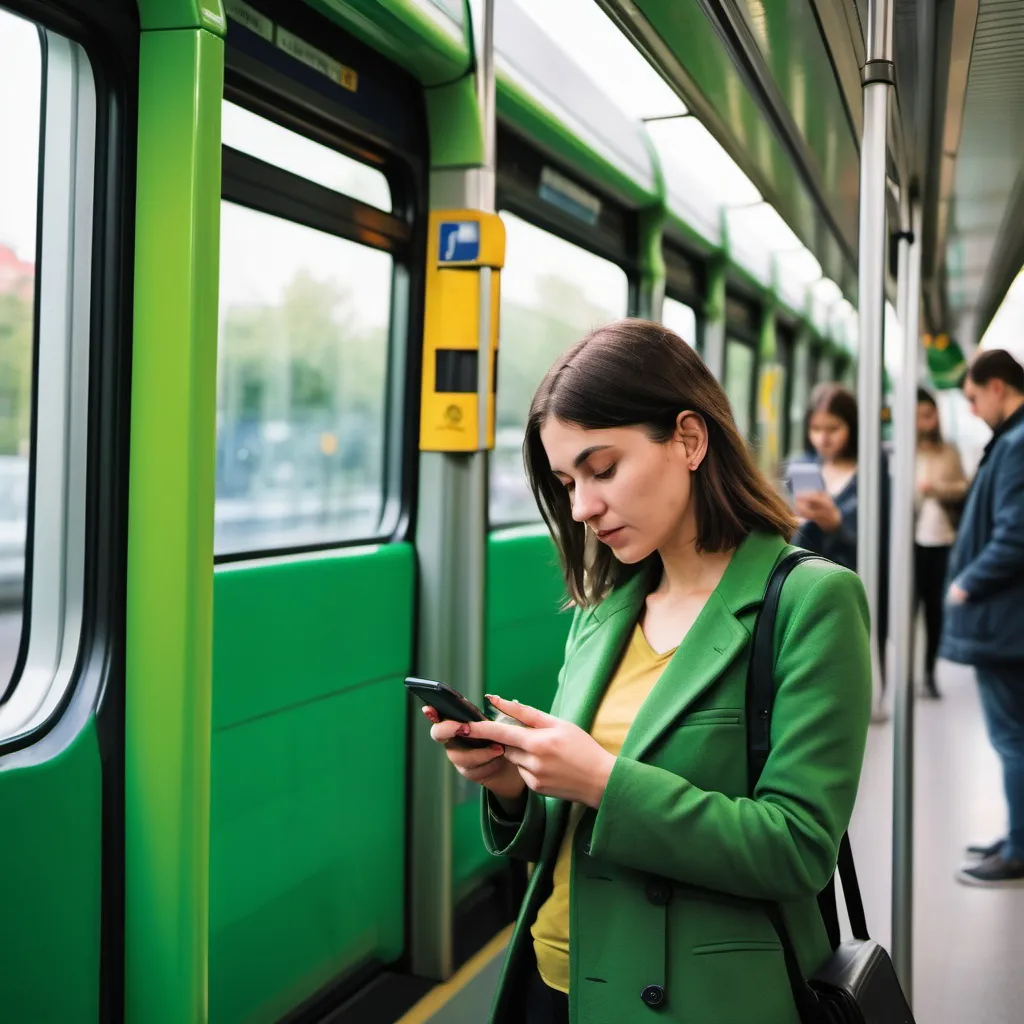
[531,623,675,993]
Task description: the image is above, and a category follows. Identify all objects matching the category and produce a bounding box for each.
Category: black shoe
[966,838,1006,859]
[923,678,941,699]
[957,853,1024,887]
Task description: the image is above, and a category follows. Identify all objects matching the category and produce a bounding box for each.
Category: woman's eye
[594,466,616,481]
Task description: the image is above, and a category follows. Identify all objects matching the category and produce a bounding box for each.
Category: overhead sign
[438,221,481,264]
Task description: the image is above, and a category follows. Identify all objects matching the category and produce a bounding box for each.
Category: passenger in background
[914,389,968,699]
[422,320,872,1024]
[941,349,1024,887]
[786,384,890,690]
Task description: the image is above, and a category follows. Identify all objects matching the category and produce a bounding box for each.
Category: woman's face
[540,416,704,564]
[916,400,940,439]
[808,410,850,462]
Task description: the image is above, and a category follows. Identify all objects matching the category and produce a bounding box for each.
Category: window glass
[662,296,698,349]
[222,101,392,213]
[491,212,629,525]
[724,338,755,441]
[0,11,40,686]
[216,202,393,555]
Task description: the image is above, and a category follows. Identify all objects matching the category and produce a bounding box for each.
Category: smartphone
[405,677,492,749]
[788,463,827,496]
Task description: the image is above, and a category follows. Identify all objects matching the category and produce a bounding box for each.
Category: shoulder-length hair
[523,318,796,607]
[806,383,858,460]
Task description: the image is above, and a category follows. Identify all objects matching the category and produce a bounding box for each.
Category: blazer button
[645,879,671,906]
[640,984,666,1009]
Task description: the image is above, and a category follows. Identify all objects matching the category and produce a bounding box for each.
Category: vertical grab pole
[410,0,498,980]
[890,200,922,998]
[856,0,895,713]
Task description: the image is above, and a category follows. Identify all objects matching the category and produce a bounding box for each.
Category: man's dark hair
[967,349,1024,393]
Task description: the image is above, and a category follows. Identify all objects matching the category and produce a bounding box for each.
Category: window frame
[0,0,138,762]
[723,289,761,442]
[215,44,426,563]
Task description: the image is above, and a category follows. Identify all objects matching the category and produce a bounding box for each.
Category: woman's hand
[794,491,842,533]
[457,695,616,809]
[422,706,526,804]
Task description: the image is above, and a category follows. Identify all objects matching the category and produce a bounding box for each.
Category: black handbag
[747,549,916,1024]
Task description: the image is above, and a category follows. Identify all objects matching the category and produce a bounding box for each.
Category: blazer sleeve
[955,434,1024,598]
[587,566,872,901]
[480,604,583,861]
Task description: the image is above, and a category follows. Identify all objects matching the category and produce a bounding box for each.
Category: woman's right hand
[422,706,527,805]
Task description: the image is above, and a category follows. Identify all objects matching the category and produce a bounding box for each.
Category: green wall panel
[0,721,101,1022]
[485,528,571,712]
[210,543,413,1023]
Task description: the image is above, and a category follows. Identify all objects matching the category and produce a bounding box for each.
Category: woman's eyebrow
[573,444,612,468]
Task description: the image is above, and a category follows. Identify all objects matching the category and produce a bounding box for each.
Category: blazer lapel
[618,591,748,762]
[556,572,646,734]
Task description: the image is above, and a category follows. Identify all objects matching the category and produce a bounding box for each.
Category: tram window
[662,297,698,349]
[222,101,392,213]
[724,338,756,441]
[215,202,393,556]
[0,12,41,690]
[491,212,629,526]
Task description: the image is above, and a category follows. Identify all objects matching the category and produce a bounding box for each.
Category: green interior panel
[210,543,413,1024]
[485,527,572,712]
[0,721,101,1022]
[450,527,572,896]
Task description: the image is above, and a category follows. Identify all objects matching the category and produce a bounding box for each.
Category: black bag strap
[746,549,871,1018]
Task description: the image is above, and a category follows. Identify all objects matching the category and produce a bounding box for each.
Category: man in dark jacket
[941,349,1024,886]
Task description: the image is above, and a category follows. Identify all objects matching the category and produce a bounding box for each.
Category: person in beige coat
[915,388,969,698]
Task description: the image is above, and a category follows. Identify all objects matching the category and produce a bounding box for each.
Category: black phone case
[405,678,492,749]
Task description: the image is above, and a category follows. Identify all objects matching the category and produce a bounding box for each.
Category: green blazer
[481,531,872,1023]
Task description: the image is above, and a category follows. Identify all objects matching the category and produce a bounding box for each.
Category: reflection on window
[491,212,629,525]
[216,202,392,555]
[725,339,755,441]
[222,101,392,212]
[0,11,40,688]
[662,297,697,349]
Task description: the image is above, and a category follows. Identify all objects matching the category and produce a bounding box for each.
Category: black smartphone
[405,677,492,749]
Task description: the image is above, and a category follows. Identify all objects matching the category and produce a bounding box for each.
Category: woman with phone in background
[421,320,872,1024]
[786,384,890,700]
[914,389,968,699]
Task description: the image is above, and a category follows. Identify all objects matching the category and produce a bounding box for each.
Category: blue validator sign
[438,221,481,263]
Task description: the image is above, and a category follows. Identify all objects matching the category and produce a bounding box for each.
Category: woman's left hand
[454,695,616,809]
[794,491,842,533]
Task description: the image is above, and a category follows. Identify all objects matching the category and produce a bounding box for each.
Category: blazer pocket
[692,939,782,955]
[679,708,742,727]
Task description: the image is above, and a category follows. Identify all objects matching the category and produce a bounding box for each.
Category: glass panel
[0,11,41,687]
[222,101,392,213]
[662,296,698,349]
[491,211,629,525]
[512,0,685,120]
[725,338,756,441]
[216,201,393,555]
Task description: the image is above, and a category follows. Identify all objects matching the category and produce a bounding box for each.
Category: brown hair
[968,349,1024,393]
[806,383,858,459]
[524,318,796,607]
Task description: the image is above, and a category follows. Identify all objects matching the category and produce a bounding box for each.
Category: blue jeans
[976,665,1024,860]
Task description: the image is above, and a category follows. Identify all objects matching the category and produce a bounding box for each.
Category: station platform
[396,661,1024,1023]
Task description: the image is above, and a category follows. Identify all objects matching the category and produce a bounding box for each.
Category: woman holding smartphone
[422,321,872,1024]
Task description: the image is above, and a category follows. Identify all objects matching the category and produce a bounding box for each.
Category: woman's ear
[675,411,709,471]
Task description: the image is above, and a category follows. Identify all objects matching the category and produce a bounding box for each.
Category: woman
[914,388,968,699]
[423,320,871,1023]
[787,384,889,686]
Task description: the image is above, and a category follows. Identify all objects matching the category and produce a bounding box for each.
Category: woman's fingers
[485,694,553,727]
[421,705,440,724]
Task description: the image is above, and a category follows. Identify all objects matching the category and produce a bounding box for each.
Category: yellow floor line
[395,924,513,1024]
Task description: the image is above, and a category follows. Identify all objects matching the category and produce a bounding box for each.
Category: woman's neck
[655,530,734,598]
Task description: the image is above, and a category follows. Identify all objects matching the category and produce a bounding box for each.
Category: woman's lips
[596,526,626,545]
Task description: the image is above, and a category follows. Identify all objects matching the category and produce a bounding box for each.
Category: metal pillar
[704,257,727,381]
[889,200,921,999]
[856,0,894,711]
[409,0,495,981]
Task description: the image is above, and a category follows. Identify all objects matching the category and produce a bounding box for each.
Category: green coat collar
[560,531,789,763]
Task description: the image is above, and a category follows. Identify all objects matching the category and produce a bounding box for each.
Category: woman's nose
[571,485,603,523]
